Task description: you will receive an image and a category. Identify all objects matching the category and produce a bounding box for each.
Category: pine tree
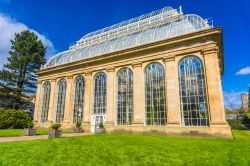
[0,30,46,109]
[248,85,250,112]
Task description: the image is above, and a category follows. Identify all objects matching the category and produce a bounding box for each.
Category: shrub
[50,123,61,130]
[237,124,247,130]
[27,122,34,128]
[227,119,246,130]
[0,109,32,129]
[99,122,104,129]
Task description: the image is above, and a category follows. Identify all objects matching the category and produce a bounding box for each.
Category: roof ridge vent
[70,6,182,50]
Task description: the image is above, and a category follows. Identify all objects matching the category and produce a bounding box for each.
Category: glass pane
[145,63,166,125]
[117,68,133,125]
[40,81,51,123]
[178,56,209,126]
[73,76,85,123]
[55,79,67,123]
[93,72,107,114]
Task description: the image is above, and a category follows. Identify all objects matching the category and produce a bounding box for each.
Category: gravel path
[0,133,91,142]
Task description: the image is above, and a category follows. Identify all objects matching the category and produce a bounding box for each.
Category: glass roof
[43,6,211,68]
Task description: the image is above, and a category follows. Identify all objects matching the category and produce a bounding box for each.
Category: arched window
[40,81,51,123]
[117,68,133,125]
[73,76,85,124]
[178,56,209,126]
[145,63,166,125]
[93,72,107,114]
[55,79,67,123]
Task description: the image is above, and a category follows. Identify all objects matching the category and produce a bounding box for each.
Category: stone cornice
[66,76,73,79]
[73,73,84,77]
[84,72,92,76]
[202,47,219,55]
[38,42,221,80]
[37,80,42,84]
[40,80,51,84]
[106,67,115,72]
[132,62,142,68]
[163,54,175,62]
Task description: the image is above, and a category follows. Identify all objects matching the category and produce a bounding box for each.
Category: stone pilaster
[82,72,92,132]
[132,62,144,125]
[203,49,228,125]
[33,80,42,123]
[164,57,181,126]
[106,68,115,127]
[203,48,231,137]
[48,79,56,122]
[62,76,73,128]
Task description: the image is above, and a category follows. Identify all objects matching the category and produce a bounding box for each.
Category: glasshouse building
[34,6,232,138]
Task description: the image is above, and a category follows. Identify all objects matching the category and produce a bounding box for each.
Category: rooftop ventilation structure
[70,6,182,50]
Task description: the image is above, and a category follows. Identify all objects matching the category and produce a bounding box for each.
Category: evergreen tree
[0,30,46,109]
[248,85,250,112]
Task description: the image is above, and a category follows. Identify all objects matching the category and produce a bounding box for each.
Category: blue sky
[0,0,249,108]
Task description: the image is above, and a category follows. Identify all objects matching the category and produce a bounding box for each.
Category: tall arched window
[93,72,107,114]
[55,79,67,123]
[117,68,133,125]
[145,63,166,125]
[178,56,209,126]
[40,81,51,123]
[73,76,85,123]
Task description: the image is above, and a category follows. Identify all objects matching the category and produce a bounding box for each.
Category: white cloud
[236,66,250,75]
[223,90,247,109]
[0,13,55,68]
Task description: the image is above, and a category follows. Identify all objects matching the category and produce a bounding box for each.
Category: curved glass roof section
[43,6,211,68]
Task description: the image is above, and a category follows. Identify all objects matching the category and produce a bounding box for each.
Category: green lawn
[0,129,73,137]
[0,130,250,166]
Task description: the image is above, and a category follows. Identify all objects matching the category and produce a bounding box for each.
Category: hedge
[0,109,32,129]
[227,119,246,130]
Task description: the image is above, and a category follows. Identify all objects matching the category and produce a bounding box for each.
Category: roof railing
[205,17,214,28]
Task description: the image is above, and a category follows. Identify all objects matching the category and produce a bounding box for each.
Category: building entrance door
[91,115,106,133]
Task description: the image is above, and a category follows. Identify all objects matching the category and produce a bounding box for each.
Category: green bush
[0,109,32,129]
[237,124,247,130]
[227,119,247,130]
[50,123,62,130]
[99,122,105,129]
[27,121,34,128]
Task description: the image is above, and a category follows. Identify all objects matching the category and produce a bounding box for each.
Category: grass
[0,129,73,137]
[0,130,250,166]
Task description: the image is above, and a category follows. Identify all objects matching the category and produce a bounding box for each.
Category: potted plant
[74,121,83,133]
[48,123,62,138]
[24,122,36,136]
[95,122,106,134]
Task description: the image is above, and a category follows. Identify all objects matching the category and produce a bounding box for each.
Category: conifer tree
[0,30,46,109]
[248,85,250,112]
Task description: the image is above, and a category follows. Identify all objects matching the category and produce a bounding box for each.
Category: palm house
[34,6,231,138]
